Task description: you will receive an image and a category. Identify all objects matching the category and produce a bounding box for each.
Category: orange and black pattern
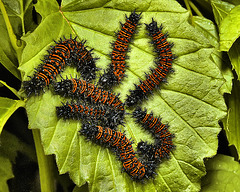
[56,102,124,128]
[74,40,99,80]
[23,37,98,97]
[80,123,156,180]
[54,78,125,111]
[98,11,141,89]
[132,107,175,162]
[125,19,175,107]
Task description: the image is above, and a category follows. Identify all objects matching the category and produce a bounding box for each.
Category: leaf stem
[19,0,25,35]
[184,0,193,18]
[32,129,55,192]
[189,1,203,17]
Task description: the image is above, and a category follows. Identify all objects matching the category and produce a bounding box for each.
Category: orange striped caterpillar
[54,77,125,111]
[125,19,175,107]
[98,11,141,89]
[80,123,156,180]
[56,102,124,128]
[23,37,98,97]
[132,107,175,162]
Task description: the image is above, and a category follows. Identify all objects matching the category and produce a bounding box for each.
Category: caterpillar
[74,40,99,81]
[125,19,175,107]
[23,37,98,97]
[56,102,124,128]
[54,78,125,111]
[132,107,175,162]
[132,107,170,138]
[137,141,174,162]
[98,11,142,89]
[80,123,156,180]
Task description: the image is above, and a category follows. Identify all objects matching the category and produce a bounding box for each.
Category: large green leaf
[0,156,13,192]
[211,0,235,27]
[0,97,25,134]
[0,80,21,99]
[209,1,240,79]
[18,0,227,191]
[192,16,233,94]
[227,29,240,80]
[0,130,36,162]
[201,154,240,191]
[1,0,37,33]
[0,0,37,79]
[0,8,20,79]
[219,5,240,52]
[0,130,36,192]
[222,79,240,159]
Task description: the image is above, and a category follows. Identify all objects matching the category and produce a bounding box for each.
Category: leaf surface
[211,0,235,27]
[228,37,240,80]
[0,156,13,192]
[0,97,25,134]
[201,154,240,191]
[0,0,37,79]
[192,16,233,94]
[222,79,240,159]
[219,5,240,51]
[0,130,36,192]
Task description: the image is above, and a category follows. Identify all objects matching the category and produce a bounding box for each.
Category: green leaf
[192,16,233,94]
[0,80,21,99]
[219,5,240,51]
[201,154,240,191]
[192,16,219,48]
[211,0,235,27]
[0,130,36,162]
[19,0,227,191]
[0,10,20,79]
[224,0,240,6]
[222,79,240,159]
[0,48,21,80]
[0,0,37,79]
[228,36,240,79]
[61,0,109,12]
[0,130,36,192]
[34,0,59,20]
[0,156,13,192]
[0,97,25,134]
[1,0,37,35]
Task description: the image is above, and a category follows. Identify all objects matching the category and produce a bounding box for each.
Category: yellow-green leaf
[202,154,240,191]
[219,5,240,51]
[0,97,25,134]
[223,79,240,159]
